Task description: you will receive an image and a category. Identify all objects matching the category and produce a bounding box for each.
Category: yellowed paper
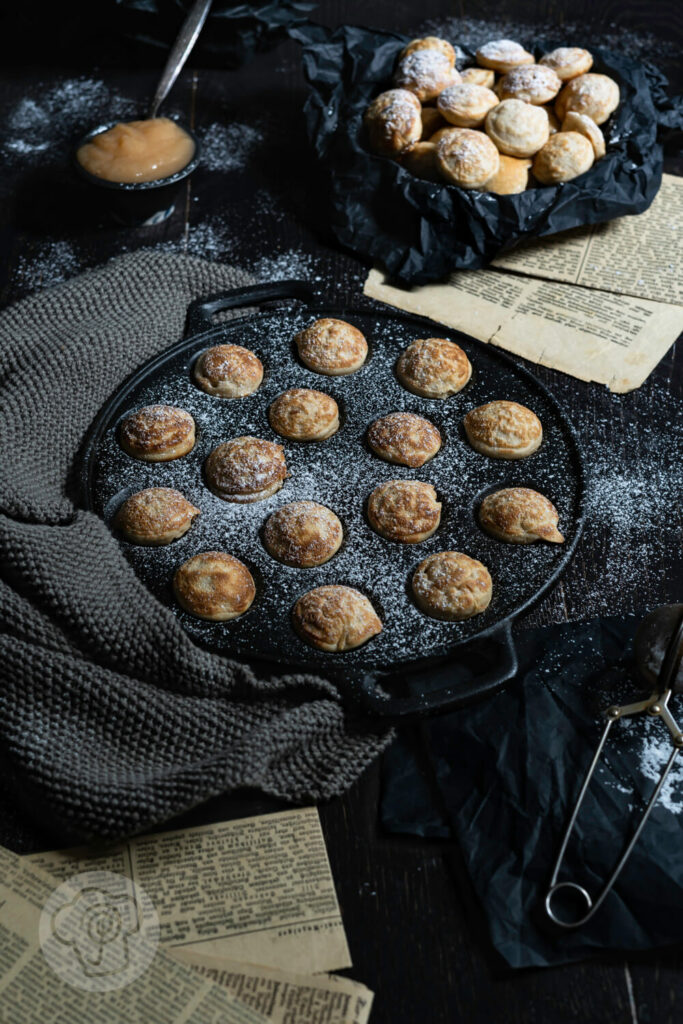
[491,173,683,306]
[364,266,683,393]
[24,808,351,974]
[0,846,269,1024]
[172,949,374,1024]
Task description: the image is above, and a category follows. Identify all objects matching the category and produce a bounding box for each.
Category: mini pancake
[193,344,263,398]
[114,487,200,545]
[119,404,195,462]
[367,412,441,468]
[397,337,472,398]
[363,89,422,157]
[269,388,339,441]
[295,318,368,376]
[205,436,287,502]
[412,551,492,620]
[479,487,564,543]
[532,131,594,184]
[292,585,382,652]
[173,551,256,621]
[463,400,543,459]
[367,479,442,543]
[263,501,343,567]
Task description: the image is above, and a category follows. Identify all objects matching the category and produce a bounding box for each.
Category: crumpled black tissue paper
[381,615,683,967]
[293,24,683,285]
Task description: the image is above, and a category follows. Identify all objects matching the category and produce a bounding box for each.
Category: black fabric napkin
[381,615,683,967]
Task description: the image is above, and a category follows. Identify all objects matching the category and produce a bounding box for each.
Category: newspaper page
[363,266,683,393]
[491,173,683,305]
[173,950,374,1024]
[0,845,269,1024]
[24,808,352,974]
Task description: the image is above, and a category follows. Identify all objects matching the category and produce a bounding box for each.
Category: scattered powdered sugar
[2,77,137,166]
[419,14,679,66]
[577,389,682,618]
[184,219,237,261]
[12,239,81,291]
[91,308,582,673]
[198,121,265,173]
[250,248,323,283]
[638,720,683,815]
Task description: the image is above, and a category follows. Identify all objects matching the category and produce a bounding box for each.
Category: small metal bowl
[73,118,201,226]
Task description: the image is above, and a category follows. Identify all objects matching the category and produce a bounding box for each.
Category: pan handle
[186,280,317,334]
[351,621,519,718]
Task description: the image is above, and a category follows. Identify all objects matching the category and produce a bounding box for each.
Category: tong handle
[546,731,680,929]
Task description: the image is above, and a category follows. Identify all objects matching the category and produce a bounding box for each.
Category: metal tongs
[545,605,683,928]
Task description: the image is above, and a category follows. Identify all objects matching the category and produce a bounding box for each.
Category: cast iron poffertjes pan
[81,280,586,718]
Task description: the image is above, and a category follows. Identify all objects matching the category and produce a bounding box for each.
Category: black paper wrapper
[116,0,316,68]
[292,24,683,286]
[381,616,683,967]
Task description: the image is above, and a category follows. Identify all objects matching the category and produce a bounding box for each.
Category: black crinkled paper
[381,616,683,967]
[293,23,682,285]
[116,1,316,67]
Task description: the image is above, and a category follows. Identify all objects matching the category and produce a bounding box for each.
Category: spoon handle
[149,0,214,119]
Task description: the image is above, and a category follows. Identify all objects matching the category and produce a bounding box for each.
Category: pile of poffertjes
[363,37,619,192]
[113,319,565,654]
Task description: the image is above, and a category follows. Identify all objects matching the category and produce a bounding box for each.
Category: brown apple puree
[76,118,195,183]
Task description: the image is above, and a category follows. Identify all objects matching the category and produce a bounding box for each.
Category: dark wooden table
[1,2,682,1022]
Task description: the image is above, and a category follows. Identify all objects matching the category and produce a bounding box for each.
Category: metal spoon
[149,0,214,119]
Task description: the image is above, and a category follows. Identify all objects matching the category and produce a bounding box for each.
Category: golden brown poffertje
[292,585,383,651]
[363,34,617,191]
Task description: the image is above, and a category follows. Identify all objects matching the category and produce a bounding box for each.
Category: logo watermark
[39,870,160,992]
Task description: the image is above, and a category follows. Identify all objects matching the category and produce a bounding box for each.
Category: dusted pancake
[363,89,422,157]
[119,404,195,462]
[264,501,343,567]
[367,479,442,543]
[295,318,368,376]
[479,487,564,543]
[394,49,461,103]
[367,412,441,468]
[193,344,263,398]
[205,436,287,502]
[397,337,472,398]
[463,400,543,459]
[173,551,256,621]
[115,487,200,545]
[412,551,492,620]
[269,388,340,441]
[292,585,382,652]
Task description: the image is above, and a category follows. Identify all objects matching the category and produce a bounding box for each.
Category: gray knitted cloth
[0,251,391,842]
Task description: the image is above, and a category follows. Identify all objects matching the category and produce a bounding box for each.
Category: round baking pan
[80,280,586,716]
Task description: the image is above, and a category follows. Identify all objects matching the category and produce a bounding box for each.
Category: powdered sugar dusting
[199,121,265,173]
[2,78,137,165]
[12,240,80,291]
[478,39,529,60]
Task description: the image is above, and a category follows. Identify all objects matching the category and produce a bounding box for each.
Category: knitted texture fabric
[0,251,392,842]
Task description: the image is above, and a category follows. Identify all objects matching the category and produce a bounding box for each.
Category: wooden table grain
[0,2,681,1021]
